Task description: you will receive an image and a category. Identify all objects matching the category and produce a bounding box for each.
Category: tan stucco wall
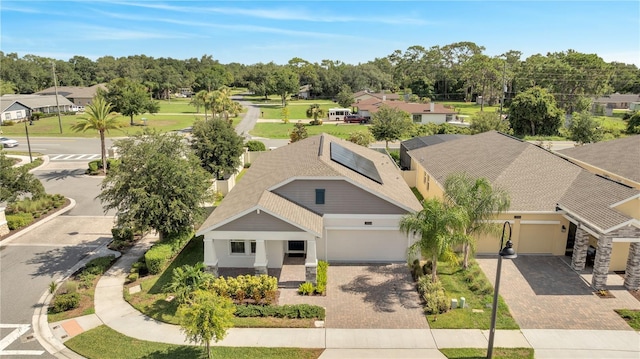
[614,198,640,220]
[611,242,630,272]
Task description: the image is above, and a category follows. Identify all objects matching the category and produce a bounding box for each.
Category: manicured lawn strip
[256,101,338,120]
[1,114,203,137]
[438,102,500,117]
[250,122,368,139]
[427,261,519,330]
[615,309,640,330]
[65,325,324,359]
[440,347,534,359]
[157,98,198,114]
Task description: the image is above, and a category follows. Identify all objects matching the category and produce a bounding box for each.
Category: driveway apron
[477,255,640,330]
[280,262,428,329]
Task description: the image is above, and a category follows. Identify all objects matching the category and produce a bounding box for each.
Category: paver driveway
[279,261,429,329]
[477,255,640,330]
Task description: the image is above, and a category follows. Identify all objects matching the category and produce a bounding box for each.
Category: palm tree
[71,96,120,174]
[444,172,511,269]
[400,197,468,281]
[193,90,212,120]
[306,104,325,124]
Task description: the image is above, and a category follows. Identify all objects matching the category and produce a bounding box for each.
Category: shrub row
[209,274,278,304]
[417,276,449,315]
[144,231,195,274]
[86,159,119,175]
[50,293,80,313]
[409,259,432,281]
[6,212,33,230]
[316,261,328,295]
[234,304,325,319]
[7,194,65,216]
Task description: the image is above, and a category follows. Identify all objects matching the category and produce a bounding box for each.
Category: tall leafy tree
[190,118,244,180]
[101,78,160,126]
[508,86,564,136]
[470,112,512,135]
[0,153,45,203]
[70,96,121,173]
[98,130,211,241]
[369,105,413,149]
[335,84,355,108]
[177,290,235,359]
[444,173,511,269]
[626,112,640,134]
[273,67,299,107]
[400,197,468,281]
[569,111,603,144]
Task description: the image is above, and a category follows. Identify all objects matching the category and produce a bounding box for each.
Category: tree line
[2,41,639,114]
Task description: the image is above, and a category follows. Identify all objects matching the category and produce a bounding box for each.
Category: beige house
[353,90,400,103]
[354,97,457,125]
[406,131,640,290]
[0,94,75,114]
[196,134,422,283]
[35,84,106,107]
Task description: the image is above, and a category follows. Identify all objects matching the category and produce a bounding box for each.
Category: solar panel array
[330,142,383,184]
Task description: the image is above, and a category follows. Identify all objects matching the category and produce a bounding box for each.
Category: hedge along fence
[234,304,325,319]
[144,230,196,275]
[209,274,278,305]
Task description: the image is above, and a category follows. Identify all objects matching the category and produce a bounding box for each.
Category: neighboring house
[353,90,400,103]
[196,134,422,283]
[0,94,75,114]
[593,93,640,110]
[0,98,30,125]
[354,97,457,125]
[406,131,640,290]
[556,135,640,190]
[298,84,312,99]
[399,134,467,170]
[35,84,106,107]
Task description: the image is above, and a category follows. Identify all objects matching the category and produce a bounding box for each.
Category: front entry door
[287,240,305,253]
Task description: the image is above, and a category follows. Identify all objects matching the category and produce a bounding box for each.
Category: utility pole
[52,62,63,133]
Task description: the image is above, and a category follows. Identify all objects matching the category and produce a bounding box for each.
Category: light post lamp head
[500,239,517,259]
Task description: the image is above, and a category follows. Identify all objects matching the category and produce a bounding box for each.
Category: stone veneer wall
[0,207,9,237]
[571,226,591,271]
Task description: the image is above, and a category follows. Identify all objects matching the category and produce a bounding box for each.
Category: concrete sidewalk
[42,237,640,359]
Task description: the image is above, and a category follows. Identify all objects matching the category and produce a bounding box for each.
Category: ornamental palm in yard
[444,172,510,269]
[306,103,325,123]
[400,197,468,282]
[71,95,121,174]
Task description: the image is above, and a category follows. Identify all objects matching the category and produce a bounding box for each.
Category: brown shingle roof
[557,135,640,184]
[408,131,639,232]
[35,84,106,99]
[197,134,421,235]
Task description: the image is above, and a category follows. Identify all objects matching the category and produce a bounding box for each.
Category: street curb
[31,154,51,172]
[0,197,76,246]
[32,237,119,359]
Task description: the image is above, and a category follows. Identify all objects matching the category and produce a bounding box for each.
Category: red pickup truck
[344,115,368,124]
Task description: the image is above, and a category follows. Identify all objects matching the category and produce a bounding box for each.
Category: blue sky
[1,1,639,66]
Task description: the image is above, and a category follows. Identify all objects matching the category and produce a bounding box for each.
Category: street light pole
[52,62,63,134]
[498,59,507,121]
[487,221,517,359]
[24,120,33,163]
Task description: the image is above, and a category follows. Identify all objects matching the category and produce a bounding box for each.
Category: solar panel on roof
[330,142,383,184]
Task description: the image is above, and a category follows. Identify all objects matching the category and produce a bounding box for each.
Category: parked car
[0,137,19,148]
[344,115,368,124]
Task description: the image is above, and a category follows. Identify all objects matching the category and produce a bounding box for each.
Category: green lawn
[438,101,500,117]
[427,261,519,330]
[256,101,338,120]
[615,309,640,330]
[65,325,323,359]
[440,347,534,359]
[250,122,369,139]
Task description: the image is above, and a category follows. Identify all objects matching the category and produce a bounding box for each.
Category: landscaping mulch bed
[0,197,71,241]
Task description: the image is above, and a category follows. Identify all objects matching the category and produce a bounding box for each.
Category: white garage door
[326,229,408,262]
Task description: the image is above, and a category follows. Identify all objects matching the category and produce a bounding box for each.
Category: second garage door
[326,229,408,262]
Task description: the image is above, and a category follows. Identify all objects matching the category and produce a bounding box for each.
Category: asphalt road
[0,161,113,357]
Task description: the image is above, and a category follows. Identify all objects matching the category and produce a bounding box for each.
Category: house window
[250,241,256,254]
[423,171,427,184]
[5,113,11,120]
[315,189,325,204]
[412,114,421,123]
[427,175,430,191]
[230,240,245,254]
[446,114,453,122]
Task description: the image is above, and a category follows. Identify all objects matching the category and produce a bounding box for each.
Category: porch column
[592,235,613,290]
[254,239,268,275]
[305,238,318,284]
[624,242,640,290]
[203,233,218,277]
[571,226,590,271]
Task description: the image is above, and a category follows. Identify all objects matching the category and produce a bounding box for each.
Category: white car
[0,137,19,148]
